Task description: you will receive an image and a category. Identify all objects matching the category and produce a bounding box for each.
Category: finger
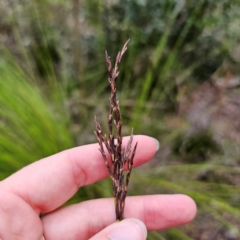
[41,194,196,240]
[0,135,158,213]
[90,218,147,240]
[0,191,43,239]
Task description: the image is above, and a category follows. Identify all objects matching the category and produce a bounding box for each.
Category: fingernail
[152,137,160,151]
[108,218,147,240]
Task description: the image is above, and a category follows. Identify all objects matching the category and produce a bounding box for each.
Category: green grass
[0,59,74,176]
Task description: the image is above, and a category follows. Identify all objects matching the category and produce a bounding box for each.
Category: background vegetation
[1,0,240,239]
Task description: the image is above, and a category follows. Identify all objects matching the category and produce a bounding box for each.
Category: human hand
[0,135,196,240]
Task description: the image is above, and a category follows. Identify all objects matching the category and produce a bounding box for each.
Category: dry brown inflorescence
[94,40,137,221]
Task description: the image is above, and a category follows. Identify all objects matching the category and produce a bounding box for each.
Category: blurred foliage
[0,58,73,178]
[1,0,240,239]
[172,130,222,163]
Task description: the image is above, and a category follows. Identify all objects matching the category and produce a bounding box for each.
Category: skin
[0,135,197,240]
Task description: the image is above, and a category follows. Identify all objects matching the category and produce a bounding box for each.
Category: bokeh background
[1,0,240,239]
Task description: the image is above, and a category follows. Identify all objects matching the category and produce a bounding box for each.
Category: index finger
[0,135,158,213]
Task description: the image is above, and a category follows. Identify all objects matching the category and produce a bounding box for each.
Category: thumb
[90,218,147,240]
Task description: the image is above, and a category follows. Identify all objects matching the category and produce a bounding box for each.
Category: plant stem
[94,40,137,221]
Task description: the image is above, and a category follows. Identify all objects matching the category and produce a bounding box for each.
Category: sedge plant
[94,40,137,221]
